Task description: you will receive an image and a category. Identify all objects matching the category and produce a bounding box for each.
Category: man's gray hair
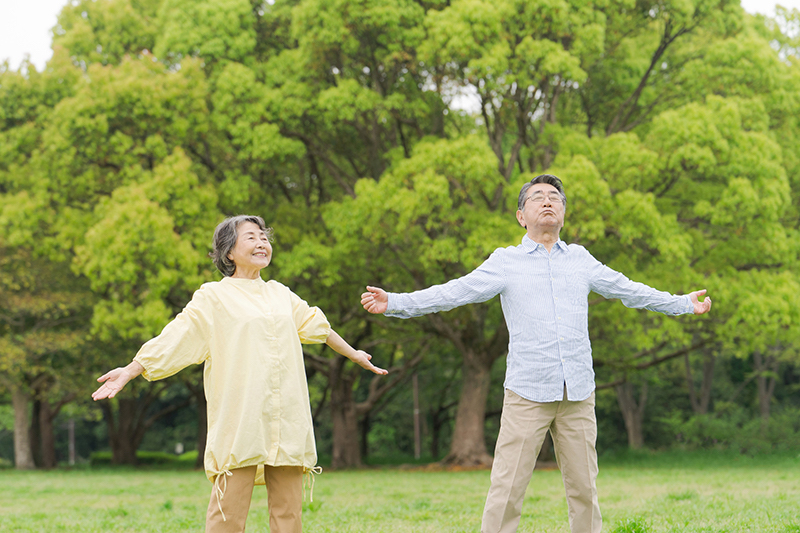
[210,215,273,277]
[517,174,568,211]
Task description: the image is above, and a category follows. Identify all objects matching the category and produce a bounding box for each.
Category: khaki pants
[481,388,602,533]
[206,465,304,533]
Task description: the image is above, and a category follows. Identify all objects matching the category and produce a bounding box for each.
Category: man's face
[516,183,565,233]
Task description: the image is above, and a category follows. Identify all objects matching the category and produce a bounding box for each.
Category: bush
[90,450,198,467]
[662,406,800,454]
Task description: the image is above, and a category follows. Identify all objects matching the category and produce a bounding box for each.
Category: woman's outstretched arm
[325,330,388,375]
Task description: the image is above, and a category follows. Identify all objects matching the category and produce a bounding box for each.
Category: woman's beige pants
[206,465,303,533]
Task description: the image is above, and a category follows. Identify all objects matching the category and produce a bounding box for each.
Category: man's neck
[527,229,560,252]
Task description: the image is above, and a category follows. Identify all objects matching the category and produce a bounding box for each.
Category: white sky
[0,0,799,71]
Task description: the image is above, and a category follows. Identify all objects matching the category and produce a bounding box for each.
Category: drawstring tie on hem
[213,469,234,522]
[303,466,323,502]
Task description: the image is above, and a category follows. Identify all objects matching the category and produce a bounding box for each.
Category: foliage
[2,0,800,468]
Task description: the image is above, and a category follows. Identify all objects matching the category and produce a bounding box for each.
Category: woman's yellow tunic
[134,276,331,486]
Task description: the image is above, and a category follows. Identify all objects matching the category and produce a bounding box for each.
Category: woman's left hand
[350,350,388,375]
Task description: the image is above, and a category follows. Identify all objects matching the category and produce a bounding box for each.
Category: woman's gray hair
[210,215,273,277]
[517,174,568,211]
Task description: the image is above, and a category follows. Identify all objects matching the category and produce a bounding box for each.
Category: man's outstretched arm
[359,250,506,319]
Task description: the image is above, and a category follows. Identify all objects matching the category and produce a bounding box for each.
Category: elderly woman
[92,215,386,533]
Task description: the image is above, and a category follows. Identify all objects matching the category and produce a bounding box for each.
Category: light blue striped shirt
[386,235,694,402]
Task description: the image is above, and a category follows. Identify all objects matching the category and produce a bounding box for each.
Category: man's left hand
[689,289,712,315]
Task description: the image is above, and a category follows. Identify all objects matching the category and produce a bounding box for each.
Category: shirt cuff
[684,295,694,315]
[385,292,410,318]
[386,292,397,314]
[132,355,155,382]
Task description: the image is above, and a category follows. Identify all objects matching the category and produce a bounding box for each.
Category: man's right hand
[361,286,388,314]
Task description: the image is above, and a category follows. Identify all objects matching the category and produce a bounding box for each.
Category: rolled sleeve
[290,291,332,344]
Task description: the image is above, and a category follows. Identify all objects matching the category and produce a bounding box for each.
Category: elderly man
[361,174,712,533]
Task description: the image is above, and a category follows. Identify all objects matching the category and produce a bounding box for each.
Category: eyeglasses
[524,192,563,205]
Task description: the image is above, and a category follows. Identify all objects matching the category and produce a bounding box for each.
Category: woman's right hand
[349,350,388,375]
[92,361,144,401]
[361,286,388,314]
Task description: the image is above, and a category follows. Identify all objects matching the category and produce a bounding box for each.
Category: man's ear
[515,209,526,229]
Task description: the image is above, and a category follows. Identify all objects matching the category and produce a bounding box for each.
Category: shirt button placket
[550,251,567,370]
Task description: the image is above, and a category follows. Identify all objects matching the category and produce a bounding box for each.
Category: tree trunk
[29,399,42,467]
[684,352,716,415]
[359,414,370,461]
[330,361,361,469]
[12,386,35,469]
[615,381,647,450]
[753,351,778,421]
[430,406,443,459]
[698,353,715,414]
[330,396,361,468]
[101,399,141,465]
[38,400,57,469]
[442,349,494,466]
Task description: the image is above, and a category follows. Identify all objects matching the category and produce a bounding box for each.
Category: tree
[0,247,92,468]
[304,340,424,468]
[284,135,519,465]
[2,32,222,463]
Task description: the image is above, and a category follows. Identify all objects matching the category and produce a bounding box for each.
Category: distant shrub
[90,450,198,467]
[663,406,800,454]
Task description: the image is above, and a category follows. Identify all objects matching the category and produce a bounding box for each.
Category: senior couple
[94,174,711,533]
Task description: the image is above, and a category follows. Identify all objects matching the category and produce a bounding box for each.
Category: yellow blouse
[133,276,331,486]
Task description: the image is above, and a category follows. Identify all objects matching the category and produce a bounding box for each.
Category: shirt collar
[521,234,568,254]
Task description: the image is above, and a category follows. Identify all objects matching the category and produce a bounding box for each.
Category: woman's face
[227,221,273,278]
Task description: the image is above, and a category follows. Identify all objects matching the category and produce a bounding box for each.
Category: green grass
[1,452,799,532]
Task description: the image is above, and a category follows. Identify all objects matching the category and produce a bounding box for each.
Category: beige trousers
[205,465,304,533]
[481,388,602,533]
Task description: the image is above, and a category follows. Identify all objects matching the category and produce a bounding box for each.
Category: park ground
[1,451,798,532]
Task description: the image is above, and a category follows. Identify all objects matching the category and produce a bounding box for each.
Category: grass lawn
[1,452,798,532]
